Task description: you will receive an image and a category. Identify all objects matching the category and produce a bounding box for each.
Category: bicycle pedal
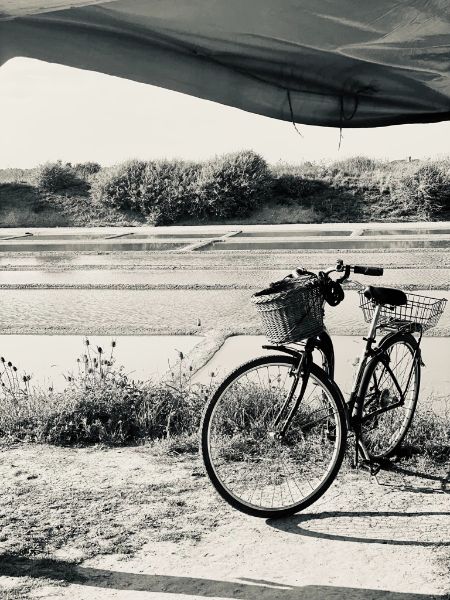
[358,459,381,477]
[370,462,381,476]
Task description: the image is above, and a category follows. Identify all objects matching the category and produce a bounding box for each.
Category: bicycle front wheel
[201,355,347,518]
[358,332,421,460]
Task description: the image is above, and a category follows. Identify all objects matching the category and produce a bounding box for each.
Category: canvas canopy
[1,0,449,128]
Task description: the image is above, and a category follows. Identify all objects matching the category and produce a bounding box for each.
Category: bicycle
[200,260,447,518]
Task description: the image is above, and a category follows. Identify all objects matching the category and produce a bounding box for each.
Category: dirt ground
[0,444,448,600]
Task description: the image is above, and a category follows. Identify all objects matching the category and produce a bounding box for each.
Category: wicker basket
[251,273,324,344]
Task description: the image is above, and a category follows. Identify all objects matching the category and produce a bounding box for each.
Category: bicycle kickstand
[354,436,382,484]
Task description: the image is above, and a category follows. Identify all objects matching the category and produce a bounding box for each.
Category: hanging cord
[338,127,344,151]
[287,89,303,137]
[338,95,345,150]
[338,93,359,150]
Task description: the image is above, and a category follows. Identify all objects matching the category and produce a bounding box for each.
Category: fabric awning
[1,0,449,128]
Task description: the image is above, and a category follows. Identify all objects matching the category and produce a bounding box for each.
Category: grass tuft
[401,404,450,464]
[0,340,211,447]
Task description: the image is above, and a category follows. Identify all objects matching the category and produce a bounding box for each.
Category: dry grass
[400,402,450,465]
[0,341,210,446]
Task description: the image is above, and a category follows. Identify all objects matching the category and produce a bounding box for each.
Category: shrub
[0,168,35,185]
[139,160,200,225]
[90,159,147,210]
[34,161,82,192]
[272,173,324,205]
[90,159,198,223]
[390,163,450,219]
[73,161,101,178]
[194,150,271,218]
[328,156,379,177]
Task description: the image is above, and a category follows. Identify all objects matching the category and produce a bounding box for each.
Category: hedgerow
[3,154,450,225]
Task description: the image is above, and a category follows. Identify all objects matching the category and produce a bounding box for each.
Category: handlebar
[353,265,383,276]
[319,260,383,282]
[287,260,384,286]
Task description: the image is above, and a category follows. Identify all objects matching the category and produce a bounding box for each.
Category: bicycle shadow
[376,462,450,494]
[0,554,445,600]
[268,510,450,547]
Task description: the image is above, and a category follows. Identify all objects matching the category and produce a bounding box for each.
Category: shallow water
[0,242,185,252]
[0,232,221,241]
[362,228,450,236]
[235,230,352,237]
[0,335,202,389]
[196,335,450,414]
[205,239,450,250]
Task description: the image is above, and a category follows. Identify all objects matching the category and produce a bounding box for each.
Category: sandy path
[2,456,448,600]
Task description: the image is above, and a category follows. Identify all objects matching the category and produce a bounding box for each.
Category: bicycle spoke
[205,360,343,512]
[360,338,419,458]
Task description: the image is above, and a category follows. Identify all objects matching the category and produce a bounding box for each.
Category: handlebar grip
[354,265,384,276]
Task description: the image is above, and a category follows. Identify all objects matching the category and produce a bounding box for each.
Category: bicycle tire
[201,354,347,518]
[357,332,421,460]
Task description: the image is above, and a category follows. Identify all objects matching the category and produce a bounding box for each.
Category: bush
[390,163,450,219]
[34,161,82,192]
[139,160,200,225]
[73,161,101,178]
[90,151,271,223]
[328,156,379,177]
[272,173,324,205]
[90,159,147,211]
[91,159,198,223]
[194,150,271,218]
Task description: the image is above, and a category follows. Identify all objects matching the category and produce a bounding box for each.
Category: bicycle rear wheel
[358,332,421,460]
[201,355,347,518]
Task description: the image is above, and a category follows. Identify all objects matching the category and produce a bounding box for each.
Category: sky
[1,57,449,169]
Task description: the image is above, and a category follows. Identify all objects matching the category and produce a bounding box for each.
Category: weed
[0,341,209,446]
[401,404,450,464]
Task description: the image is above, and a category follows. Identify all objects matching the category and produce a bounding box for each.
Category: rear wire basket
[251,273,324,344]
[358,291,447,331]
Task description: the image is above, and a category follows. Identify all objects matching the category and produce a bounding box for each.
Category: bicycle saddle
[364,286,407,306]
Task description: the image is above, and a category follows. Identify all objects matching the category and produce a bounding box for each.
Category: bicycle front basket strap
[251,274,324,344]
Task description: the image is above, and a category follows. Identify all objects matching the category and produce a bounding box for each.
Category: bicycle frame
[263,303,423,469]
